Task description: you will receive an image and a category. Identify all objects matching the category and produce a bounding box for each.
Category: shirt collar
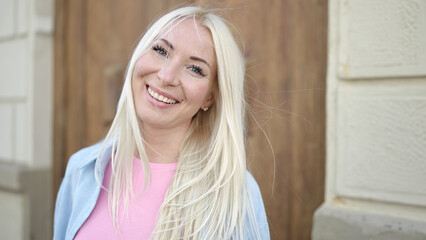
[78,140,114,175]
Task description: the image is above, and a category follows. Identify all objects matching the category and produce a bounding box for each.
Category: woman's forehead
[159,19,214,48]
[157,18,216,67]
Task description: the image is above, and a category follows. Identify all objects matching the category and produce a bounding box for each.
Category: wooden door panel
[198,1,327,239]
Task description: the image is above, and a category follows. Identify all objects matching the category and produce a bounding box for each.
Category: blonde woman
[54,5,269,240]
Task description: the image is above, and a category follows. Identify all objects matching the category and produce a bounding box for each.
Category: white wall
[313,0,426,239]
[0,0,53,239]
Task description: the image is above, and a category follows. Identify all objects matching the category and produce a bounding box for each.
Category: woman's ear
[201,92,215,110]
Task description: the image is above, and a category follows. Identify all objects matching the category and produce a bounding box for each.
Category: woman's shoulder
[245,171,267,213]
[64,141,105,174]
[245,171,270,239]
[245,171,262,198]
[54,141,107,239]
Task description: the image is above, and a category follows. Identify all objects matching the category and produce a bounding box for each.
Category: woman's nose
[157,61,181,86]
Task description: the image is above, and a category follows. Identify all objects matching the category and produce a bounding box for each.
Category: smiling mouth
[147,86,178,104]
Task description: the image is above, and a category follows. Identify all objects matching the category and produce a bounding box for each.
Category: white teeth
[147,87,177,104]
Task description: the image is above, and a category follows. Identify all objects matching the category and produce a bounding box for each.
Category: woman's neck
[140,123,190,163]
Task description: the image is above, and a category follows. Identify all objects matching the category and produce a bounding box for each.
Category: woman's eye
[188,65,206,77]
[152,44,168,57]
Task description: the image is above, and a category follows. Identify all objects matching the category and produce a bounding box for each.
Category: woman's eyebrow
[160,38,174,50]
[190,56,211,69]
[160,38,211,69]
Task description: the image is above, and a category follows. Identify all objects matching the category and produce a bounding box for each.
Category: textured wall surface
[313,0,426,239]
[0,0,53,239]
[0,30,28,163]
[0,39,27,98]
[313,202,426,240]
[337,86,426,206]
[0,191,25,240]
[338,0,426,78]
[0,0,52,166]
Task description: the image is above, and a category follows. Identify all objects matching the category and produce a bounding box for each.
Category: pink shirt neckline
[74,157,177,240]
[134,158,177,169]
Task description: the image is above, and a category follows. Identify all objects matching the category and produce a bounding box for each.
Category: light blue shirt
[53,141,270,239]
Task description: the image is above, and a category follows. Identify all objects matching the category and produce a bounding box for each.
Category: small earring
[203,107,208,112]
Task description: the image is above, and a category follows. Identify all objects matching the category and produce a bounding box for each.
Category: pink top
[74,158,177,240]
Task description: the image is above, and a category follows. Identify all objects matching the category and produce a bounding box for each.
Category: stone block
[32,34,53,168]
[313,203,426,240]
[34,0,54,34]
[0,39,28,99]
[15,103,28,164]
[336,86,426,206]
[16,0,28,35]
[0,191,26,240]
[0,104,13,161]
[0,164,52,239]
[338,0,426,78]
[0,0,14,39]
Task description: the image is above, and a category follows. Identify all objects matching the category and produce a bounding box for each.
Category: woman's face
[132,19,216,130]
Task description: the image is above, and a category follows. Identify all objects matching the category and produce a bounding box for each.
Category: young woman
[54,6,269,240]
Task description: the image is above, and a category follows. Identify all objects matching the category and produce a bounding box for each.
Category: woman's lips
[146,85,180,107]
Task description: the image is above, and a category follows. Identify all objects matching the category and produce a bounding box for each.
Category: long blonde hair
[96,6,261,239]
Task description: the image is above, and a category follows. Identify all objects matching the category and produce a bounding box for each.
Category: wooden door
[221,1,328,239]
[54,1,327,239]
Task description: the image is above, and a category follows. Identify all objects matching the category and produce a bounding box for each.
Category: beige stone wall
[313,0,426,239]
[0,0,53,239]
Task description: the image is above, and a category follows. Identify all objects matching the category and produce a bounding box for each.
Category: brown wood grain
[54,0,326,239]
[53,0,66,195]
[65,0,87,162]
[195,0,327,239]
